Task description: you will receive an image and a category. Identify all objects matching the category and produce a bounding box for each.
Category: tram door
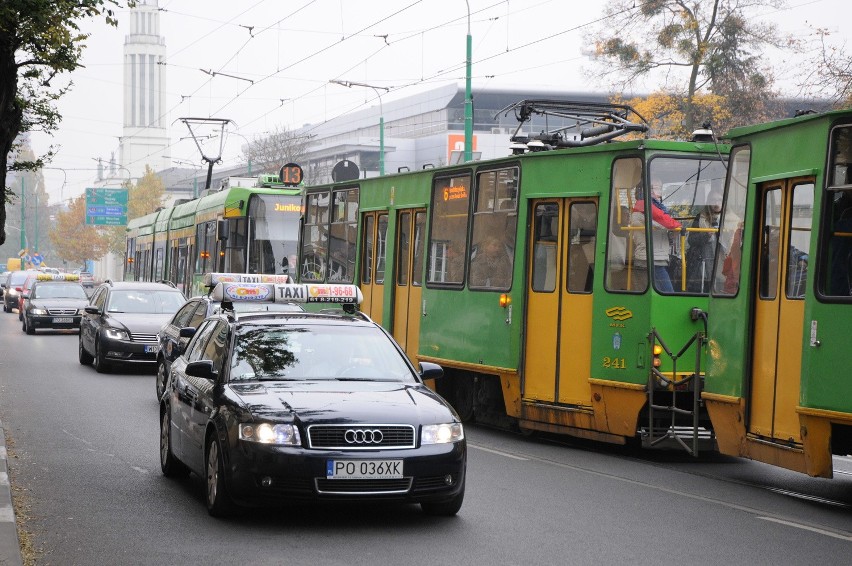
[749,179,813,442]
[392,210,426,362]
[358,212,388,322]
[524,199,597,405]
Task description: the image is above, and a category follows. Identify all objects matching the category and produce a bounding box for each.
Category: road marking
[468,443,528,460]
[758,516,852,541]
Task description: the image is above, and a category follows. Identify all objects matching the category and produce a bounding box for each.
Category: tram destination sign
[85,187,128,226]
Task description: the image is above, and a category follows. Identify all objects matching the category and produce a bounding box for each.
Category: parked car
[79,280,186,373]
[159,281,465,517]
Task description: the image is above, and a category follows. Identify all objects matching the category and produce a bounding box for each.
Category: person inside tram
[686,189,723,293]
[470,236,513,288]
[630,178,682,293]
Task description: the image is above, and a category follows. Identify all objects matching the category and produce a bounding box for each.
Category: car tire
[160,408,189,478]
[420,479,465,517]
[78,334,94,365]
[93,338,110,373]
[18,308,22,321]
[205,433,233,518]
[156,358,168,400]
[24,316,34,335]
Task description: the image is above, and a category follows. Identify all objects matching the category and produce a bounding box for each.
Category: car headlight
[421,423,464,444]
[104,328,129,340]
[239,423,301,446]
[30,308,47,315]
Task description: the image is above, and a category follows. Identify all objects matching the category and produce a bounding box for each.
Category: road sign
[85,188,128,225]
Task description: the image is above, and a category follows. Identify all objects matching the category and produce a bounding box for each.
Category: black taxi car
[159,281,466,517]
[156,273,304,399]
[21,273,89,334]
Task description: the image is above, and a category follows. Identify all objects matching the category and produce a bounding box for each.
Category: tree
[798,29,852,108]
[614,91,731,140]
[0,143,55,263]
[0,0,127,248]
[102,165,166,255]
[240,125,314,177]
[49,194,109,266]
[590,0,787,132]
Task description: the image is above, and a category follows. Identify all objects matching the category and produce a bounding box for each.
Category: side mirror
[185,360,217,380]
[84,305,101,315]
[178,326,197,339]
[21,293,29,299]
[419,361,444,381]
[217,219,229,241]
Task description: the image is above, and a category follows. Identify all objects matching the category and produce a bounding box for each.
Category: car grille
[130,332,158,343]
[47,308,78,315]
[307,425,416,450]
[314,477,412,495]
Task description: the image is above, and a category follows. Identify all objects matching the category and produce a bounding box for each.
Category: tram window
[786,183,813,299]
[412,212,426,287]
[223,218,247,273]
[605,157,646,292]
[759,188,783,300]
[301,192,329,282]
[568,202,597,293]
[469,167,518,290]
[328,189,357,282]
[361,214,375,284]
[376,214,388,284]
[427,174,471,286]
[532,203,558,292]
[397,212,411,286]
[829,126,852,188]
[713,146,750,297]
[820,189,852,297]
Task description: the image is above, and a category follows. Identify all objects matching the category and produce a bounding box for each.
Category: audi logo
[344,429,384,444]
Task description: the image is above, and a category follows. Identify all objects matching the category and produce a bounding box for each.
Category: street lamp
[330,80,389,176]
[464,0,473,162]
[229,131,254,176]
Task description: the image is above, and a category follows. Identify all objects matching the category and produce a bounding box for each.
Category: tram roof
[724,107,852,140]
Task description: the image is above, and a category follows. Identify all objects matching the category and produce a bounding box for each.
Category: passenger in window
[686,190,723,293]
[470,236,513,288]
[630,179,682,293]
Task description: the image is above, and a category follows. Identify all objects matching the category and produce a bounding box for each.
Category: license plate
[144,345,159,353]
[52,317,73,323]
[326,460,403,479]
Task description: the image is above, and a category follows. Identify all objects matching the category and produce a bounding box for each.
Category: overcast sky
[26,0,849,205]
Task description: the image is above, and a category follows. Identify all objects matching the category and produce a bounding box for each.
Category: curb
[0,423,23,566]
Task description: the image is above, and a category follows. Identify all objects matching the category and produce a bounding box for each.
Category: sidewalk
[0,420,23,566]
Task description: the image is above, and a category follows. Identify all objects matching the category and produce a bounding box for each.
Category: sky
[26,0,851,206]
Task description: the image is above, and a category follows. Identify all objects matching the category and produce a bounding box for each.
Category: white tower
[119,0,170,178]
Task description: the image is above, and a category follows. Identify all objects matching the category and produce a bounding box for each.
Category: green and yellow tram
[299,101,729,451]
[125,170,304,297]
[704,108,852,477]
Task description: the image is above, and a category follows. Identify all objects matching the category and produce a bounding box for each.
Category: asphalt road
[0,311,851,565]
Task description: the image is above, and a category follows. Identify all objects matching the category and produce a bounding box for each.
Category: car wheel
[78,334,94,365]
[18,308,22,321]
[160,408,189,478]
[2,303,7,313]
[420,478,465,517]
[24,316,34,335]
[205,434,233,518]
[93,338,110,373]
[156,358,168,400]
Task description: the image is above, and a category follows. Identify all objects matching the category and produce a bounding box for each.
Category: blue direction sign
[85,188,128,226]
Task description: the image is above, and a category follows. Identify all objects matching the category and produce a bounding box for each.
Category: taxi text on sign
[85,187,129,226]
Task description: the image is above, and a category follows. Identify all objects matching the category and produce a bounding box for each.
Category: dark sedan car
[79,280,186,373]
[21,275,89,334]
[156,274,304,399]
[159,281,465,517]
[3,270,37,313]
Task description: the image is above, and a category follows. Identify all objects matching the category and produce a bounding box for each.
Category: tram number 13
[602,357,627,369]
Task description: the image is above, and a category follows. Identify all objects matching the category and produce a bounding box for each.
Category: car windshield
[34,283,88,299]
[107,289,186,314]
[229,323,416,383]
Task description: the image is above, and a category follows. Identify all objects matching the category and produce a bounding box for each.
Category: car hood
[31,298,89,309]
[107,312,175,334]
[229,381,457,425]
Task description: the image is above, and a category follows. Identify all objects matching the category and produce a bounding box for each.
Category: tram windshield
[247,194,302,277]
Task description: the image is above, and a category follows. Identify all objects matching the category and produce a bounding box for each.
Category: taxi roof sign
[211,282,362,305]
[36,273,80,282]
[203,272,293,288]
